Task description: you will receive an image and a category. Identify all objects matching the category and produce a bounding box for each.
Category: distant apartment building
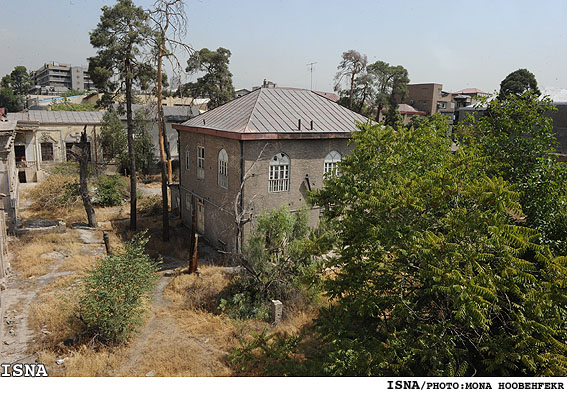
[31,62,94,95]
[403,83,489,123]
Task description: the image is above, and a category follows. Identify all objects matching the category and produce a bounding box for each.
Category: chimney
[298,119,301,130]
[310,120,313,130]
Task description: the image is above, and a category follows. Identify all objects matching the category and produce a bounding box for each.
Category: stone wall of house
[178,129,352,251]
[178,130,242,251]
[240,138,351,241]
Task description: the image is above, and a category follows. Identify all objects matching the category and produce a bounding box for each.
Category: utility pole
[307,62,317,91]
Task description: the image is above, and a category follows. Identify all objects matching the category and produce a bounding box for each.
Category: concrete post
[271,300,282,324]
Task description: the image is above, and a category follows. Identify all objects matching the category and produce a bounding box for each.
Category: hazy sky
[1,0,566,94]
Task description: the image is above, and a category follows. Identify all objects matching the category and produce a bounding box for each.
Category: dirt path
[1,228,105,364]
[116,274,172,376]
[1,252,68,363]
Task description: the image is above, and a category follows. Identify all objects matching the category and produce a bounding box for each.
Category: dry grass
[28,290,82,351]
[12,232,84,277]
[164,266,232,312]
[38,346,123,377]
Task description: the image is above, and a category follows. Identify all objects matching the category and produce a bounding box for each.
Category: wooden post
[190,233,198,274]
[103,231,112,255]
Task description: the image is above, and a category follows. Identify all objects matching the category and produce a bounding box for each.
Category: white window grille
[197,146,205,179]
[324,150,342,177]
[218,148,228,188]
[268,153,290,192]
[185,145,190,170]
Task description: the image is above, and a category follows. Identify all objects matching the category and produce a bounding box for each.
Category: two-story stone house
[172,87,369,252]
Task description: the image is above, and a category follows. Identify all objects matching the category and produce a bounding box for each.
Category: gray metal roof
[8,110,104,124]
[181,87,369,133]
[115,104,200,122]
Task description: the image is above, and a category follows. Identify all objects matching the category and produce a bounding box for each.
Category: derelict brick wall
[178,130,241,250]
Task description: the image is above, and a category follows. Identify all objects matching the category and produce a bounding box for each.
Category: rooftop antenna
[307,62,317,91]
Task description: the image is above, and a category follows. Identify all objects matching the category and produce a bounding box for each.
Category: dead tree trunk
[71,126,97,228]
[125,52,137,232]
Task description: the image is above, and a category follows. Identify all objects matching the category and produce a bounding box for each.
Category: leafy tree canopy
[180,47,235,110]
[88,0,154,108]
[307,120,567,376]
[498,68,540,100]
[1,66,32,96]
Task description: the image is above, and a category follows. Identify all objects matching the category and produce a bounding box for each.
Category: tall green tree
[1,66,32,96]
[88,0,154,231]
[307,121,567,376]
[366,61,409,120]
[466,92,567,254]
[0,65,32,112]
[99,109,155,176]
[0,87,23,112]
[498,68,540,100]
[181,47,235,110]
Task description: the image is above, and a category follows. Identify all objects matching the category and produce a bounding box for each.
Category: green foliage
[47,98,96,111]
[0,87,24,112]
[229,329,310,376]
[94,174,126,207]
[52,161,95,178]
[132,109,156,175]
[77,232,159,344]
[467,92,567,254]
[219,206,317,320]
[138,195,162,216]
[88,0,154,109]
[367,61,410,119]
[0,66,32,112]
[100,110,127,163]
[498,68,540,100]
[60,89,86,98]
[334,53,409,118]
[181,47,235,109]
[2,66,32,96]
[99,109,155,175]
[306,121,567,376]
[383,105,403,130]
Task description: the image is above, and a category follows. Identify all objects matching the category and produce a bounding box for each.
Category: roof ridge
[243,88,263,132]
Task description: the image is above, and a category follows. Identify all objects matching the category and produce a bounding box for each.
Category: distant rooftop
[453,88,489,95]
[179,87,369,133]
[8,110,104,124]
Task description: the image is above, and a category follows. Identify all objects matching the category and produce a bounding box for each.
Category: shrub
[26,174,81,211]
[218,206,319,320]
[94,174,126,207]
[138,195,162,216]
[77,232,160,344]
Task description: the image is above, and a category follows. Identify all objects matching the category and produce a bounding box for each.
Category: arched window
[185,145,190,170]
[218,148,228,188]
[269,153,290,192]
[324,150,341,177]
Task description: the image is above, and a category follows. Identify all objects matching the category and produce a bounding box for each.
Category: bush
[77,232,160,344]
[94,174,126,207]
[138,195,162,216]
[26,174,81,211]
[51,161,95,178]
[219,206,319,320]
